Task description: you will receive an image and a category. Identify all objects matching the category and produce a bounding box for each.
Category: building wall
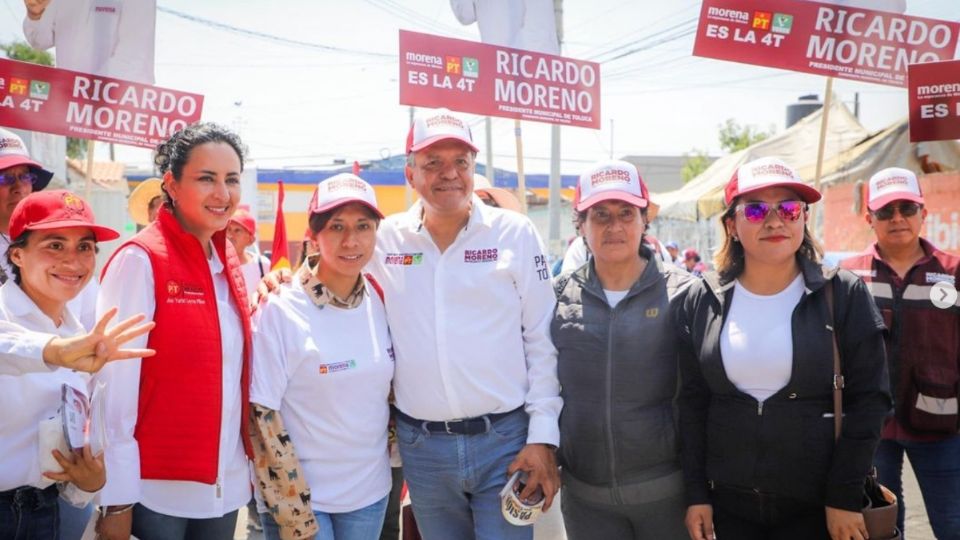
[823,172,960,255]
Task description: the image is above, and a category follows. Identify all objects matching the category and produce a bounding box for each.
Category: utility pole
[547,0,564,259]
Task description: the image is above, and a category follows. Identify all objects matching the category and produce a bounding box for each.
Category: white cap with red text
[308,173,384,219]
[405,108,478,154]
[499,470,545,526]
[867,167,924,211]
[575,160,652,213]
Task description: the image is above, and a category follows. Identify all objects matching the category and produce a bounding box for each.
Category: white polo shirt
[368,196,561,446]
[0,281,89,491]
[251,276,393,513]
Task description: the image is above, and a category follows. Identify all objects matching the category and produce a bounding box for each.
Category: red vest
[103,206,254,483]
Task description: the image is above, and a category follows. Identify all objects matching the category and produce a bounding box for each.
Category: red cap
[9,190,119,242]
[228,209,257,237]
[683,248,699,260]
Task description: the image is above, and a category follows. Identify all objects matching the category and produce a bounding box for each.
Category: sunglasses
[0,171,39,187]
[871,201,921,221]
[735,200,806,223]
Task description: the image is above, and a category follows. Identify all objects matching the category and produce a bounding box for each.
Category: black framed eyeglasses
[872,201,921,221]
[0,171,39,187]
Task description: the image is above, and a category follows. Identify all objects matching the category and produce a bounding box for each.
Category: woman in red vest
[95,123,254,540]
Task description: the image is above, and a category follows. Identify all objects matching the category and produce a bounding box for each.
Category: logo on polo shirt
[318,359,357,375]
[926,272,956,286]
[464,248,498,263]
[384,252,423,265]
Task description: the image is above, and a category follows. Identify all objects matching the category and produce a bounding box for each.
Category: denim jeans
[131,504,239,540]
[874,436,960,540]
[396,408,532,540]
[58,499,93,540]
[261,494,388,540]
[0,485,59,540]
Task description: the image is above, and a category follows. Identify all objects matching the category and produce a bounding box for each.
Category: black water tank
[786,94,822,128]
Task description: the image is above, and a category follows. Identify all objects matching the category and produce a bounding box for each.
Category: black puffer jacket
[552,253,693,502]
[673,258,892,511]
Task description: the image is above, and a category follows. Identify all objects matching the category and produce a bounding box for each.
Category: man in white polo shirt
[369,108,561,540]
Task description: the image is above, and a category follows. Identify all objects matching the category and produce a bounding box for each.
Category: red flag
[270,180,290,271]
[352,160,361,175]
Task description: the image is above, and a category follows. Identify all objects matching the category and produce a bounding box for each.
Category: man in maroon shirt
[841,168,960,539]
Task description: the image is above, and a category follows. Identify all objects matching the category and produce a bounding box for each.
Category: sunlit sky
[1,0,957,174]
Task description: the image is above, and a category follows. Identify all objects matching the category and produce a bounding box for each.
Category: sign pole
[485,117,494,181]
[84,140,96,201]
[515,120,527,214]
[811,77,834,237]
[406,106,415,207]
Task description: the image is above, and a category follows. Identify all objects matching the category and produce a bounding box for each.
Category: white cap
[867,167,923,211]
[575,160,659,220]
[406,108,478,154]
[725,157,821,205]
[308,173,384,219]
[0,127,53,190]
[499,471,544,526]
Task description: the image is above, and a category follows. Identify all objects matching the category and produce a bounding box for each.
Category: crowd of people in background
[1,107,958,540]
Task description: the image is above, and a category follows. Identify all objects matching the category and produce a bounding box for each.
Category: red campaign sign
[399,30,601,129]
[0,58,203,149]
[693,0,960,88]
[909,60,960,142]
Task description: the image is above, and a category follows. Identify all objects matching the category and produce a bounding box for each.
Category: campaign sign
[0,58,203,149]
[399,30,601,129]
[909,59,960,142]
[693,0,959,87]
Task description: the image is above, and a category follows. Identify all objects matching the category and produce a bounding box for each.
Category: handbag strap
[825,279,845,441]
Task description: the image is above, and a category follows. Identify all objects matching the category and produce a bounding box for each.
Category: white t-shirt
[603,289,629,308]
[720,274,804,402]
[238,254,270,303]
[251,277,393,513]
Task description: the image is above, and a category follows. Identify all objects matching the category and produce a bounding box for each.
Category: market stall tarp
[655,97,868,221]
[801,118,960,188]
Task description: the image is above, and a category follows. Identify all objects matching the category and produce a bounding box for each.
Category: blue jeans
[396,408,532,540]
[874,436,960,540]
[131,504,239,540]
[261,494,388,540]
[0,485,59,540]
[58,499,93,540]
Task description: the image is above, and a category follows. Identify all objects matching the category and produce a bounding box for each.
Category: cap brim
[735,181,822,204]
[128,179,164,226]
[24,220,120,242]
[576,192,650,213]
[0,155,54,191]
[310,199,385,220]
[868,192,924,212]
[476,187,522,213]
[409,134,478,154]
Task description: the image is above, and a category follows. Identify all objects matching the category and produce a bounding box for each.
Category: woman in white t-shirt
[225,209,270,304]
[251,173,393,540]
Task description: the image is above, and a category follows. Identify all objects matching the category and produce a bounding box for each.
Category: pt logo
[752,11,772,30]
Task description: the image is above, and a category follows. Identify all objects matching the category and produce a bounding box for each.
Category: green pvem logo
[463,57,479,78]
[772,13,793,35]
[29,80,50,100]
